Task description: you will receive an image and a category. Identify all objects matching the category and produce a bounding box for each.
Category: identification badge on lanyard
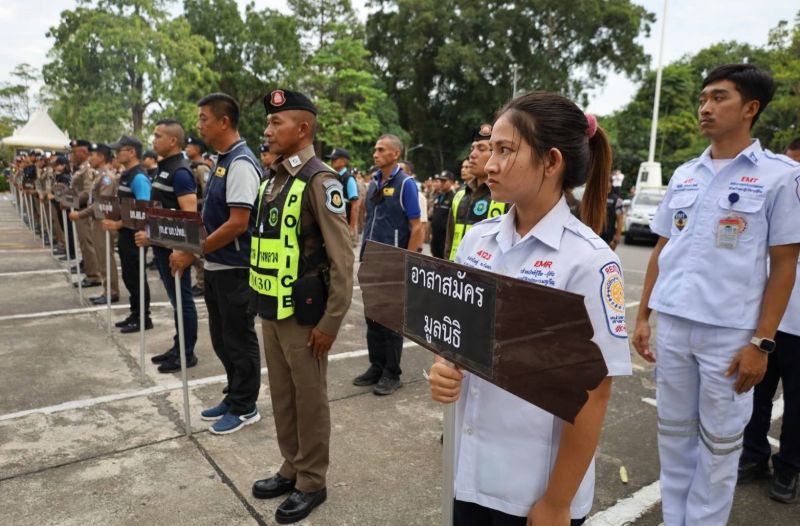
[716,192,744,249]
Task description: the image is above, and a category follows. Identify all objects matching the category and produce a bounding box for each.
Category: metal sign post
[70,208,83,304]
[139,245,146,382]
[62,208,72,276]
[38,198,45,248]
[442,392,456,526]
[146,206,205,437]
[105,229,112,336]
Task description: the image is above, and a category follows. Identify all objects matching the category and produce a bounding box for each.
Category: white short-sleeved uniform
[779,256,800,337]
[649,140,800,329]
[452,196,632,518]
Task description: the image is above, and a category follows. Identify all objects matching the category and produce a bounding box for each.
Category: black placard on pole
[119,198,159,230]
[403,253,497,378]
[94,196,121,220]
[145,207,206,253]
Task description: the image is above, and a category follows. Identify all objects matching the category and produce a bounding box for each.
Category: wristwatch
[750,336,776,354]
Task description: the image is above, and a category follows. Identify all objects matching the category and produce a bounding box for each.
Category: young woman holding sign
[428,92,632,526]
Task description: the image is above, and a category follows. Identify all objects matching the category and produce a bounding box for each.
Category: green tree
[366,0,655,175]
[0,64,39,126]
[43,0,216,141]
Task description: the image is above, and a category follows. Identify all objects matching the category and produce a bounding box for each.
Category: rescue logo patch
[215,167,226,177]
[325,185,346,214]
[599,261,627,339]
[271,90,286,107]
[268,208,279,227]
[673,210,687,231]
[473,199,488,216]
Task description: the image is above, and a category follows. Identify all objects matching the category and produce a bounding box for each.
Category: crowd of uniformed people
[5,61,800,526]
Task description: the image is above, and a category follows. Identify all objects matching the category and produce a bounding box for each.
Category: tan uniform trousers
[91,221,119,297]
[261,316,330,493]
[75,216,101,280]
[50,202,65,246]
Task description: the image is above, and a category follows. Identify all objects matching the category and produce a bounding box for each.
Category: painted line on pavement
[586,480,661,526]
[0,302,172,322]
[0,341,419,422]
[0,269,68,277]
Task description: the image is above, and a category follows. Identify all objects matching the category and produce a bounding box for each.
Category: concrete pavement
[0,192,794,525]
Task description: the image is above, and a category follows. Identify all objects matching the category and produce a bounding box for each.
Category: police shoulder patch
[325,182,346,214]
[599,261,627,339]
[101,175,112,186]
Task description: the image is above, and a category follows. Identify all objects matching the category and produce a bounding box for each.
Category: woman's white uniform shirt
[453,196,632,518]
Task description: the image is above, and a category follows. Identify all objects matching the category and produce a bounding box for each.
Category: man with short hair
[354,134,424,395]
[171,93,262,434]
[258,143,277,176]
[326,147,360,243]
[186,136,210,297]
[71,143,120,304]
[106,135,153,332]
[135,119,199,373]
[249,90,354,524]
[65,140,102,287]
[600,180,624,250]
[444,125,508,261]
[430,170,455,259]
[633,64,800,524]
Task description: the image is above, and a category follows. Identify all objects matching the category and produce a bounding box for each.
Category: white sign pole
[174,270,192,437]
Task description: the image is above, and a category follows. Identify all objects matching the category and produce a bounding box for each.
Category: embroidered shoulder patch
[599,261,627,339]
[325,182,346,214]
[101,176,112,186]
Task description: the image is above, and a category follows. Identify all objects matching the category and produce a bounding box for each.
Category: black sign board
[119,198,159,230]
[404,254,497,378]
[94,196,121,220]
[145,207,206,253]
[359,241,609,424]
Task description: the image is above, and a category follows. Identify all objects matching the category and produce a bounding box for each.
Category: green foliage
[0,64,39,126]
[365,0,655,175]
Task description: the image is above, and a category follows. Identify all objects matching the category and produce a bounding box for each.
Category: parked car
[624,187,667,244]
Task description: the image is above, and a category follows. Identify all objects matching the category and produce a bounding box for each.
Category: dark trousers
[118,228,150,318]
[742,330,800,476]
[431,227,446,259]
[205,268,260,414]
[454,500,585,526]
[365,317,403,378]
[153,245,197,359]
[56,203,76,255]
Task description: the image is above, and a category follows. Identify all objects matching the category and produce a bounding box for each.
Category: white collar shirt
[452,196,632,518]
[649,140,800,329]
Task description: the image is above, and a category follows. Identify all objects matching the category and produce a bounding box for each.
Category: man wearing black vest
[170,93,262,435]
[107,135,153,332]
[249,89,353,524]
[354,134,424,396]
[135,119,199,373]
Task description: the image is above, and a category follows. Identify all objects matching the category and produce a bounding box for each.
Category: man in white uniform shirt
[633,64,800,525]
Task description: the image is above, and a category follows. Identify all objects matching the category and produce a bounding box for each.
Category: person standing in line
[65,139,102,288]
[737,138,800,504]
[353,134,424,396]
[429,92,630,526]
[599,180,624,250]
[430,170,455,259]
[249,89,353,524]
[170,93,263,434]
[106,135,153,333]
[327,148,361,246]
[633,64,800,525]
[186,136,210,297]
[135,120,200,373]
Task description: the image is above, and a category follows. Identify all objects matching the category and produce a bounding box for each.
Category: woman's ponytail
[580,124,613,236]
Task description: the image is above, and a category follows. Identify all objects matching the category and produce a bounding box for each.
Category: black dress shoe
[373,376,403,396]
[737,460,769,484]
[222,385,229,394]
[157,354,198,373]
[769,470,799,503]
[353,367,382,386]
[275,488,327,524]
[120,319,153,333]
[90,295,120,305]
[252,474,295,499]
[151,350,174,363]
[191,285,204,297]
[115,314,135,328]
[74,279,101,288]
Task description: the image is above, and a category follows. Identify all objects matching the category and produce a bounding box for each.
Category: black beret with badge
[70,139,92,149]
[472,123,492,142]
[325,147,350,160]
[186,136,207,153]
[263,89,317,116]
[109,135,143,152]
[89,142,112,159]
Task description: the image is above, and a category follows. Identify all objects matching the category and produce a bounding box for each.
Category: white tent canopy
[0,108,70,151]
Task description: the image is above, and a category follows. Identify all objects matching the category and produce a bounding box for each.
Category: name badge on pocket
[716,216,745,249]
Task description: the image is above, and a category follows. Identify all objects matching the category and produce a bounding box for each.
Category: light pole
[405,143,423,159]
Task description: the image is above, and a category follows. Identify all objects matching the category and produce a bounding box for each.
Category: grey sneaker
[373,376,403,396]
[769,471,799,504]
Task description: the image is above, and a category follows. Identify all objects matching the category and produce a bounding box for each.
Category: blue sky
[0,0,796,116]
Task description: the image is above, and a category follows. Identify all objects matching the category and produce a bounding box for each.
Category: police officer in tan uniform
[71,143,120,304]
[65,139,102,287]
[250,89,353,524]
